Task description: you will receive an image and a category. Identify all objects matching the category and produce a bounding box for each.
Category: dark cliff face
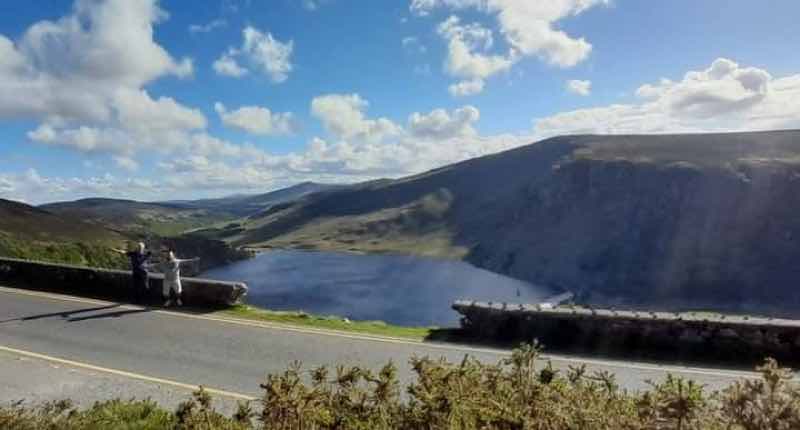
[231,130,800,315]
[463,132,800,314]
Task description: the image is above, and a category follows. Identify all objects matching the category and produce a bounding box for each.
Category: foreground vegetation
[221,304,434,340]
[3,344,799,429]
[0,234,127,270]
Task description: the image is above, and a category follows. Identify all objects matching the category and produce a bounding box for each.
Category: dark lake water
[201,250,555,327]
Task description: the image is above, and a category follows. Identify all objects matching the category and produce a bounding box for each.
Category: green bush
[2,345,799,429]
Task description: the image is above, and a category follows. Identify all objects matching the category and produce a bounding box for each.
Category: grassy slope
[41,198,236,237]
[0,199,128,269]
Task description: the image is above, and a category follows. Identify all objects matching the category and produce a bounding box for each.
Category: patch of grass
[219,304,434,341]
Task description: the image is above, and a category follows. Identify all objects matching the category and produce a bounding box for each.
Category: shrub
[2,345,800,429]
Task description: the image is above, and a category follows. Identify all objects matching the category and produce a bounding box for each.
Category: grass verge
[218,304,435,341]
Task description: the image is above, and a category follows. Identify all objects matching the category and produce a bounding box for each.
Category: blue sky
[1,0,799,203]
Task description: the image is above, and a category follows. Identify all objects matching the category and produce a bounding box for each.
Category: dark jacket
[126,251,152,275]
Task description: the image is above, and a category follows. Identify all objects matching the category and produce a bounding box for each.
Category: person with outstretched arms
[112,242,152,304]
[157,249,199,307]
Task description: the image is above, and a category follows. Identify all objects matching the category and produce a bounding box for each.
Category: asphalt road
[0,286,777,408]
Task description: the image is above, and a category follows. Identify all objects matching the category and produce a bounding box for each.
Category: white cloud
[408,105,480,139]
[535,58,800,137]
[311,94,402,142]
[566,79,591,96]
[215,102,297,136]
[449,78,485,96]
[214,26,294,83]
[6,93,531,203]
[0,0,194,124]
[212,51,249,78]
[113,88,207,133]
[243,26,293,82]
[113,155,139,172]
[0,169,160,204]
[436,16,514,95]
[410,0,484,16]
[189,19,226,33]
[414,0,606,94]
[27,125,137,156]
[0,0,295,195]
[0,0,211,171]
[487,0,606,68]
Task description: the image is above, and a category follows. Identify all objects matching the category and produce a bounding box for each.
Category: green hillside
[0,199,128,268]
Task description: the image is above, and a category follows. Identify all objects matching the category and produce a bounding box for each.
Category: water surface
[202,250,554,327]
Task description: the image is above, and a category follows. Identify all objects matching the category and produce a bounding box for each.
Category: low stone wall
[453,300,800,364]
[0,257,247,307]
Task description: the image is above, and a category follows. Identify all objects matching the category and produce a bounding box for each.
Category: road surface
[0,286,777,410]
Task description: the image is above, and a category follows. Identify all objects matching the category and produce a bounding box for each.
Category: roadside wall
[0,257,247,307]
[453,300,800,364]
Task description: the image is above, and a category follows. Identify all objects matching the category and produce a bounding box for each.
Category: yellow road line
[0,344,257,401]
[0,286,783,382]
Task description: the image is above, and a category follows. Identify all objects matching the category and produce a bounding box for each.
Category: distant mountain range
[0,182,337,270]
[5,130,800,315]
[40,182,341,236]
[159,181,344,216]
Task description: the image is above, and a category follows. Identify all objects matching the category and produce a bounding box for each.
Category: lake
[201,250,555,327]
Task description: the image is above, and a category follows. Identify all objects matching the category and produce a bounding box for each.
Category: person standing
[113,242,152,304]
[158,250,199,307]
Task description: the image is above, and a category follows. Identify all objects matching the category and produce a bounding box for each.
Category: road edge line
[0,345,257,401]
[0,286,782,381]
[0,285,510,355]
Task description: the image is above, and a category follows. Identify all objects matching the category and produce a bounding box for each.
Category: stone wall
[453,300,800,364]
[0,257,247,307]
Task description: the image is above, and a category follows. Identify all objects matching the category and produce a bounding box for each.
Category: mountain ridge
[218,129,800,315]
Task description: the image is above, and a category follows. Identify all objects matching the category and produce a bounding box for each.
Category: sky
[1,0,799,204]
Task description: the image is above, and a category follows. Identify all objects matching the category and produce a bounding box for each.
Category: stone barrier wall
[0,257,247,307]
[453,300,800,364]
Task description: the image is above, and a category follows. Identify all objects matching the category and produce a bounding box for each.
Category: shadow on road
[0,304,121,324]
[66,308,151,322]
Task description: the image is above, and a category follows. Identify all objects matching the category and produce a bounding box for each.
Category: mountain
[0,198,123,243]
[220,130,800,315]
[32,182,341,270]
[162,182,343,216]
[41,182,342,237]
[41,198,232,237]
